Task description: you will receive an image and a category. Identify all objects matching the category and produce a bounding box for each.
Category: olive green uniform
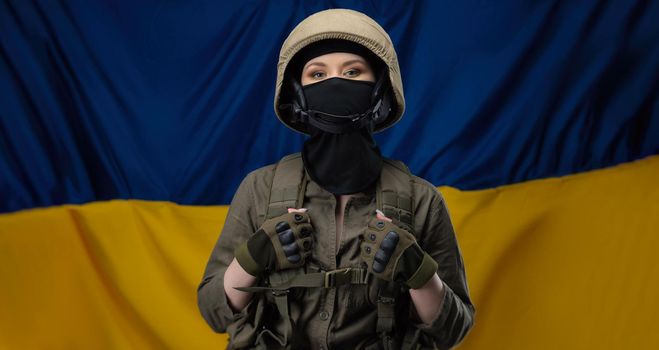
[197,155,475,349]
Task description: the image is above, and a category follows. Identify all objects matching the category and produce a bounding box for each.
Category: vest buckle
[323,268,353,288]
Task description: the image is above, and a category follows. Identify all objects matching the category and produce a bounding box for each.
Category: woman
[198,8,475,350]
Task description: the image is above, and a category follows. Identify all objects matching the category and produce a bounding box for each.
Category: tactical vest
[239,152,423,350]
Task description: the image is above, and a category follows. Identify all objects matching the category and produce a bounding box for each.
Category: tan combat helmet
[274,8,405,135]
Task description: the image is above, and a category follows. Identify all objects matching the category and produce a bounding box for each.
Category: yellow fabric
[450,155,659,349]
[1,155,658,349]
[0,201,229,349]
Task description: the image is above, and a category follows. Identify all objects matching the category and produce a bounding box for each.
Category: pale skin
[224,52,445,325]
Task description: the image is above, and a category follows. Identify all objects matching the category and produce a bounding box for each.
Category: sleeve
[196,171,260,333]
[407,188,476,349]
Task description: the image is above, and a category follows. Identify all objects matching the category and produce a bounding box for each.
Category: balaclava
[290,40,385,195]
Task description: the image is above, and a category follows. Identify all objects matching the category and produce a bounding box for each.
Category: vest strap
[272,290,292,346]
[376,282,397,350]
[374,159,415,347]
[234,268,369,294]
[266,153,307,219]
[376,158,415,233]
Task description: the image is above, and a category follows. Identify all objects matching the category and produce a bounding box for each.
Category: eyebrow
[341,59,367,67]
[304,59,368,71]
[305,62,326,69]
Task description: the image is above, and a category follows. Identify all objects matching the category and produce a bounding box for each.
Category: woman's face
[300,52,376,86]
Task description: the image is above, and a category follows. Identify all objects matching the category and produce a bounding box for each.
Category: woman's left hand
[360,210,438,289]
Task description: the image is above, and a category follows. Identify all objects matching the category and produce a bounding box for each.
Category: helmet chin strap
[293,99,382,134]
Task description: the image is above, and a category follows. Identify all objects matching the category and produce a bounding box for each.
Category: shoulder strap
[375,158,416,348]
[259,152,306,348]
[266,152,308,219]
[376,158,415,234]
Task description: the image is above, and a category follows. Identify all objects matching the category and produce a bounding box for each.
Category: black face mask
[301,78,383,195]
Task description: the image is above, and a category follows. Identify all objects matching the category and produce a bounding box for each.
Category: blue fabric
[1,0,658,213]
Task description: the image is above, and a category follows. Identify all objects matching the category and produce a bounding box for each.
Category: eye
[311,71,326,79]
[344,69,360,77]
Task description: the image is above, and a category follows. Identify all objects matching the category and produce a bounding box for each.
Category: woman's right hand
[234,208,314,276]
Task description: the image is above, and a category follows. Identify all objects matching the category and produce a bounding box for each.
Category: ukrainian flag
[1,1,658,349]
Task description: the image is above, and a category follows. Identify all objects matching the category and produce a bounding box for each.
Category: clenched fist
[360,210,437,289]
[235,209,314,276]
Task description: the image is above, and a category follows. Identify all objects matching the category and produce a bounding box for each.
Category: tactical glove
[235,211,314,277]
[360,215,438,289]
